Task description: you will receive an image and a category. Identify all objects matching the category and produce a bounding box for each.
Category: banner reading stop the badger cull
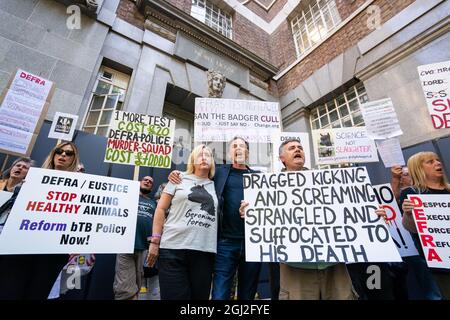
[409,195,450,269]
[0,168,139,254]
[105,111,175,168]
[243,167,402,263]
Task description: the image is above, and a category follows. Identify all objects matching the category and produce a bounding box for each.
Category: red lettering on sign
[431,113,450,129]
[420,234,435,247]
[427,248,442,262]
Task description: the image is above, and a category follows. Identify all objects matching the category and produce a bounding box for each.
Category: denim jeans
[212,237,261,300]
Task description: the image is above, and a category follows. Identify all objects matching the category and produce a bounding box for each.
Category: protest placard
[375,138,405,168]
[0,191,13,234]
[408,194,450,269]
[105,110,176,168]
[0,168,140,254]
[312,127,378,165]
[372,184,418,257]
[194,98,281,143]
[243,167,402,263]
[0,69,55,156]
[360,98,403,139]
[48,112,79,141]
[417,60,450,129]
[271,132,312,171]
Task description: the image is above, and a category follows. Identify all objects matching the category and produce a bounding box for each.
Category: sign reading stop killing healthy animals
[105,111,175,168]
[243,167,402,263]
[417,60,450,129]
[0,168,140,254]
[408,194,450,269]
[372,184,418,257]
[194,98,281,143]
[312,127,378,165]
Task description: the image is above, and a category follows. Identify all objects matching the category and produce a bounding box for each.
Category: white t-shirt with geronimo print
[160,174,218,253]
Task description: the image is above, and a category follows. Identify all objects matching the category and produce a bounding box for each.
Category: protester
[114,176,156,300]
[154,182,167,203]
[240,138,358,300]
[0,157,33,193]
[0,142,81,299]
[379,151,450,299]
[147,145,218,300]
[390,165,412,201]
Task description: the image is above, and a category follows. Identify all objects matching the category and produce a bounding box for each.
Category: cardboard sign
[48,112,78,141]
[243,168,402,263]
[0,168,140,254]
[408,194,450,269]
[0,69,55,156]
[360,98,403,139]
[105,111,176,168]
[194,98,281,143]
[312,127,378,165]
[417,61,450,129]
[272,132,312,171]
[372,184,418,257]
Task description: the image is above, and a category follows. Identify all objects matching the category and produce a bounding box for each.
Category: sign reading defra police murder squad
[105,111,175,168]
[0,168,140,254]
[417,60,450,129]
[243,167,402,263]
[194,98,281,143]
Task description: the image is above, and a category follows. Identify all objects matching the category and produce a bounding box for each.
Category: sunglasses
[55,148,75,157]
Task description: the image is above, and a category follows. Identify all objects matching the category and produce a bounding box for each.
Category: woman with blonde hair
[378,151,449,299]
[0,142,81,299]
[147,144,218,300]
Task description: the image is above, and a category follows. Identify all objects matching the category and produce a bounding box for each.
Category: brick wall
[276,0,416,97]
[245,0,288,22]
[269,21,297,70]
[116,0,145,29]
[233,13,271,63]
[166,0,191,14]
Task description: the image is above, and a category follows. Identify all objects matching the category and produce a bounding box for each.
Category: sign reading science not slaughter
[194,98,281,143]
[312,127,378,165]
[408,195,450,269]
[0,168,139,254]
[243,167,402,263]
[417,60,450,129]
[105,111,175,168]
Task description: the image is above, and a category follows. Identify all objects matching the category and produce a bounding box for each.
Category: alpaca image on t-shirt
[188,185,215,216]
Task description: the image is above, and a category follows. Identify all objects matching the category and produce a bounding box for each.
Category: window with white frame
[191,0,233,39]
[82,67,130,136]
[291,0,341,57]
[310,83,369,169]
[310,83,368,130]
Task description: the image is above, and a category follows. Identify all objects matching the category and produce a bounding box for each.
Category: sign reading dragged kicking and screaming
[0,168,140,254]
[105,111,175,168]
[243,167,402,263]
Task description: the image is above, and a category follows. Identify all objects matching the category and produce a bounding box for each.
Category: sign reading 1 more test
[0,168,140,254]
[194,98,281,143]
[372,184,418,257]
[408,194,450,269]
[48,112,78,141]
[312,127,378,165]
[417,60,450,129]
[105,111,175,168]
[272,132,312,172]
[243,167,402,263]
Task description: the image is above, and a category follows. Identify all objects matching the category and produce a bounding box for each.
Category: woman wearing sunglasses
[0,142,81,299]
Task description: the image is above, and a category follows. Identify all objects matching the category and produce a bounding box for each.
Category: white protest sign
[360,98,403,139]
[48,112,78,141]
[408,194,450,269]
[0,191,13,234]
[312,127,378,165]
[375,138,405,168]
[105,111,176,168]
[417,61,450,129]
[194,98,281,143]
[0,124,34,155]
[0,168,140,254]
[9,69,54,101]
[271,132,312,171]
[372,184,418,257]
[243,167,402,263]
